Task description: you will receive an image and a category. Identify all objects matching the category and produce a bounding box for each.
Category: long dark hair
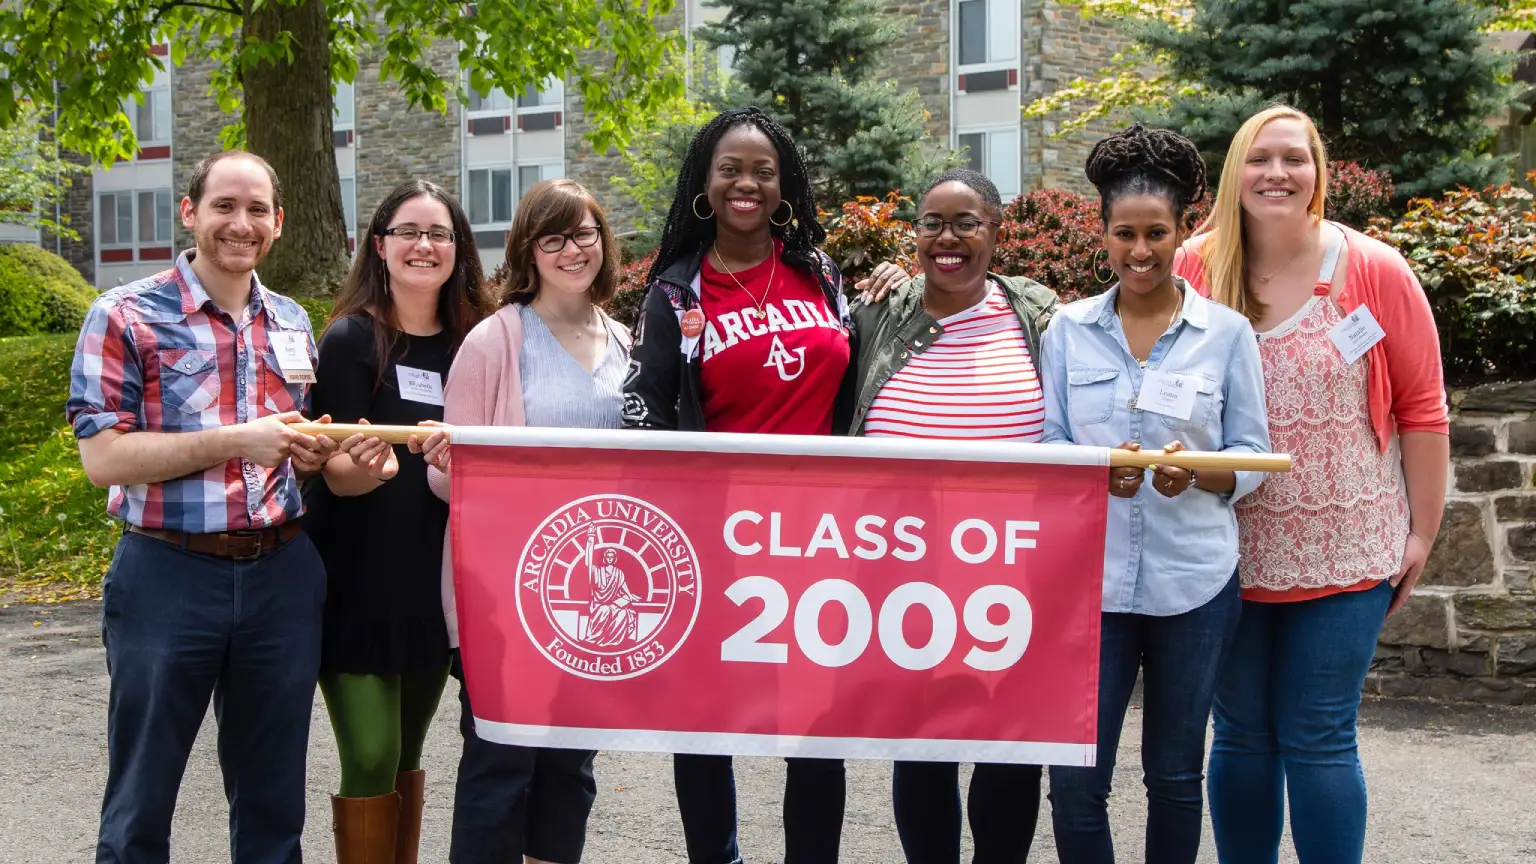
[328,179,489,387]
[648,107,835,299]
[493,178,621,308]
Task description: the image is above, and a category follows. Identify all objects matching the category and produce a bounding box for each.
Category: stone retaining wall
[1369,381,1536,705]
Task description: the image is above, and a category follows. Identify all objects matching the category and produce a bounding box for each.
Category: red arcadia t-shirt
[697,241,851,435]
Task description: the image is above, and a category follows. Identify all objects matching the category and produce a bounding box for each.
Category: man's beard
[198,231,270,276]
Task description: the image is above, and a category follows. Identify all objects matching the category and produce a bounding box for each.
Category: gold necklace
[1131,291,1184,369]
[711,245,774,315]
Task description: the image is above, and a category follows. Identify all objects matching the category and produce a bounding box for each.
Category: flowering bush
[1326,161,1396,229]
[821,193,919,286]
[1366,173,1536,385]
[992,189,1108,303]
[605,249,655,331]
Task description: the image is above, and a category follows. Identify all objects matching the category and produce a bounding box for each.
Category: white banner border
[472,719,1097,767]
[452,425,1111,467]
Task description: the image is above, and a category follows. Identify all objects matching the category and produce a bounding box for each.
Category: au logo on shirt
[764,335,806,381]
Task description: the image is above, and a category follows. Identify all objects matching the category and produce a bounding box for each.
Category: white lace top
[1236,230,1409,594]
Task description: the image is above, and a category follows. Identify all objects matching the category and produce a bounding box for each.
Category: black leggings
[673,753,846,864]
[448,650,597,864]
[892,761,1042,863]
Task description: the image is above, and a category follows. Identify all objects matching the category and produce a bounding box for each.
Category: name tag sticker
[396,365,444,406]
[1136,370,1197,421]
[270,332,315,384]
[1328,305,1386,365]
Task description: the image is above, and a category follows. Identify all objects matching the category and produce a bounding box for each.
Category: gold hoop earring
[1093,248,1114,285]
[770,201,794,227]
[692,194,715,220]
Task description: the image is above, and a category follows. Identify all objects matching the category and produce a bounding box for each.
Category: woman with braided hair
[1038,124,1270,863]
[622,107,855,863]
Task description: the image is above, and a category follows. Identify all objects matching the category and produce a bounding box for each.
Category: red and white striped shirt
[864,285,1044,441]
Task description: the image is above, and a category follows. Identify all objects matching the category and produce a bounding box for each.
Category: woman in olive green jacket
[851,168,1058,863]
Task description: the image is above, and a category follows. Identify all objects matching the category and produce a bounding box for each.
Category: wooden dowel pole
[1107,449,1291,472]
[290,423,447,445]
[287,423,1290,473]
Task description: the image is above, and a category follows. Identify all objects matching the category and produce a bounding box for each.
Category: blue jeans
[892,760,1041,863]
[448,650,597,864]
[1207,580,1393,864]
[1049,572,1240,864]
[96,530,325,864]
[673,753,846,864]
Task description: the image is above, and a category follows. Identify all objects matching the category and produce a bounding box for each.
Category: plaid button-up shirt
[67,251,318,532]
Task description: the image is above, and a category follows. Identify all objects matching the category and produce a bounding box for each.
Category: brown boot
[393,770,426,864]
[331,792,400,864]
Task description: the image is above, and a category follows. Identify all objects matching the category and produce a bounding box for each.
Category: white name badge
[269,332,315,384]
[1136,370,1197,421]
[396,365,444,406]
[1328,305,1386,365]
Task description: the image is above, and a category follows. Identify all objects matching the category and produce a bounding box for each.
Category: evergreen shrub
[0,243,95,337]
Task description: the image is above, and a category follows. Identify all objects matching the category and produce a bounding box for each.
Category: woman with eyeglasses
[416,177,631,864]
[305,179,489,862]
[846,167,1058,864]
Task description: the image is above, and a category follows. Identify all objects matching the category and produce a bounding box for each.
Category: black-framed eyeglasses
[382,226,456,245]
[536,227,601,254]
[914,217,999,239]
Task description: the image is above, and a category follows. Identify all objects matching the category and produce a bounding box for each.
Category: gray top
[518,303,628,429]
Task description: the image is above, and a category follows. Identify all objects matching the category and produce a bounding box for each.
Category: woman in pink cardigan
[1173,105,1449,864]
[423,179,632,864]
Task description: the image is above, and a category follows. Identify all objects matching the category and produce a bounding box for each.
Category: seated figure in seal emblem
[582,531,641,646]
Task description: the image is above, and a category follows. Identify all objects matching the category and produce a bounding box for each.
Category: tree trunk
[242,0,349,298]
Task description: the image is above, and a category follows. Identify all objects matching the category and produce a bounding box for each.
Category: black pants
[892,761,1042,863]
[448,650,597,864]
[673,753,846,864]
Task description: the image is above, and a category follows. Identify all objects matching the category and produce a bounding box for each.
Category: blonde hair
[1195,105,1329,321]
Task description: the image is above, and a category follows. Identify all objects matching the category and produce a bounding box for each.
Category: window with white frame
[516,77,563,112]
[468,86,515,114]
[98,189,173,256]
[125,89,172,145]
[333,80,355,131]
[517,162,563,201]
[958,128,1020,200]
[466,166,515,227]
[957,0,1019,69]
[339,176,357,237]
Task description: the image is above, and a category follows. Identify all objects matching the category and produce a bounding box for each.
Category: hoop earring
[1093,248,1114,285]
[692,194,715,220]
[770,200,794,227]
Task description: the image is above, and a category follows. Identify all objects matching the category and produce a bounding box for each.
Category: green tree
[1142,0,1512,198]
[0,1,683,296]
[697,0,952,204]
[0,103,87,240]
[611,53,723,251]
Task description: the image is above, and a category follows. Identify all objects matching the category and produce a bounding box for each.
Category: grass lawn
[0,334,115,602]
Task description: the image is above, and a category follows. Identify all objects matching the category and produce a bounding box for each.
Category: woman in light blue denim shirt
[1039,126,1271,864]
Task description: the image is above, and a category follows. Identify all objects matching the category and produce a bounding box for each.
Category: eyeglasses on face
[536,226,601,254]
[382,226,456,245]
[914,217,998,239]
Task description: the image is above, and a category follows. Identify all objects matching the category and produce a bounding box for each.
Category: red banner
[451,429,1107,765]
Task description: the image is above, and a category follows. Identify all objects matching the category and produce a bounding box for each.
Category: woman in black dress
[306,179,489,862]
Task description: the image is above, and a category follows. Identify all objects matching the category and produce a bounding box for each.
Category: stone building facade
[1372,382,1536,705]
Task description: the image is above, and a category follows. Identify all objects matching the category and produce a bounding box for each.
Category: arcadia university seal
[516,494,701,680]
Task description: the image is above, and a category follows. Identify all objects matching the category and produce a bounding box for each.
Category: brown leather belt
[127,522,303,560]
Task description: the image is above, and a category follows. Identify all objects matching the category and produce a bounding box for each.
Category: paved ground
[3,601,1534,863]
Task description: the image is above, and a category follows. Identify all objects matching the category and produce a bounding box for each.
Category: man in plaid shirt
[67,150,338,864]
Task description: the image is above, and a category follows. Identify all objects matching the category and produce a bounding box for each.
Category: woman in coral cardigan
[423,178,632,864]
[1173,105,1450,864]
